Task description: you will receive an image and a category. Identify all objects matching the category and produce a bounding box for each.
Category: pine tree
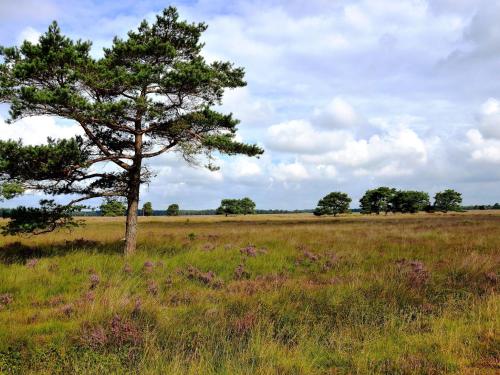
[0,7,263,254]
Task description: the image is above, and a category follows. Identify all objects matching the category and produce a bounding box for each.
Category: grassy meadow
[0,212,498,374]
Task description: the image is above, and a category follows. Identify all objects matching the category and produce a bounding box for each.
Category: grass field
[0,212,498,374]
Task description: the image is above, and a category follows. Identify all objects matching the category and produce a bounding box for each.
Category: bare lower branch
[142,141,178,158]
[79,122,132,170]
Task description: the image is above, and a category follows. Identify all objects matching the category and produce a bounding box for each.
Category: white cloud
[266,119,351,154]
[313,97,359,129]
[344,4,371,31]
[328,128,428,168]
[220,87,275,127]
[476,98,500,139]
[225,157,262,179]
[0,116,82,145]
[17,26,41,44]
[466,129,500,164]
[271,161,309,182]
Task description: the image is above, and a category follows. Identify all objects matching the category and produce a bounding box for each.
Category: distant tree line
[313,188,465,216]
[96,199,181,217]
[3,189,496,218]
[462,203,500,210]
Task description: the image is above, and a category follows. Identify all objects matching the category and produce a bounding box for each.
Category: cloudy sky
[1,0,500,209]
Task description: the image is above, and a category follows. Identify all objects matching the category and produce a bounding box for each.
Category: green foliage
[360,188,432,214]
[0,7,263,243]
[216,197,256,216]
[100,199,126,217]
[1,200,82,235]
[0,137,90,190]
[142,202,153,216]
[166,204,179,216]
[434,189,462,212]
[359,187,397,215]
[391,190,430,213]
[239,197,256,215]
[217,199,242,216]
[0,183,24,201]
[313,192,351,216]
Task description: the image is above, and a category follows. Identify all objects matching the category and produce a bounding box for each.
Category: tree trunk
[124,172,140,256]
[124,156,142,255]
[124,103,145,256]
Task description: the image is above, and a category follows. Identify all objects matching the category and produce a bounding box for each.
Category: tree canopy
[359,187,396,215]
[392,190,430,213]
[0,7,263,254]
[100,198,126,217]
[142,202,153,216]
[314,192,351,217]
[239,197,256,215]
[216,197,256,216]
[433,189,462,212]
[359,187,431,214]
[166,203,179,216]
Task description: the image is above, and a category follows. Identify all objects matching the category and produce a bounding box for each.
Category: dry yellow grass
[0,212,499,374]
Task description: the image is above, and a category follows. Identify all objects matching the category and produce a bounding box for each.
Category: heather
[0,212,498,374]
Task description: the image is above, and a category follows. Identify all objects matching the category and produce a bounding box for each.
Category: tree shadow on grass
[0,239,124,264]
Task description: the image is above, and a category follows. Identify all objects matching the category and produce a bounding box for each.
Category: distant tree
[359,187,397,215]
[100,198,126,217]
[433,189,462,213]
[493,203,500,210]
[391,190,430,213]
[166,203,179,216]
[314,192,351,217]
[217,199,242,216]
[0,7,263,255]
[142,202,153,216]
[239,197,256,215]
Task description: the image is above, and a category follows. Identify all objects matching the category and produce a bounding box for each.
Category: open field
[0,212,498,374]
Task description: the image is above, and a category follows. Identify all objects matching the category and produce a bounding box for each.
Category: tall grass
[0,213,498,374]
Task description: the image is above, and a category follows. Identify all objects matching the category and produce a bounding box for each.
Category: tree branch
[142,141,178,158]
[79,122,132,170]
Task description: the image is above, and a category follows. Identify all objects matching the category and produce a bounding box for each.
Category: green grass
[0,213,498,374]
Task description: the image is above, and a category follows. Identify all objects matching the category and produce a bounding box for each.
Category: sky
[1,0,500,209]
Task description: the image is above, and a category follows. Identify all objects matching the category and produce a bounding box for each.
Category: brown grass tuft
[79,314,143,349]
[396,259,430,288]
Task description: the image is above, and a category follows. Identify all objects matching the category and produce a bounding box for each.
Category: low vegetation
[0,212,498,374]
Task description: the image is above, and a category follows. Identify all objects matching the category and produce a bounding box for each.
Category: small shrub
[202,243,215,251]
[185,266,224,289]
[60,304,74,317]
[240,245,257,257]
[232,312,257,335]
[234,264,250,280]
[147,280,159,296]
[89,274,100,289]
[79,315,143,350]
[396,259,430,288]
[143,261,154,273]
[0,293,13,308]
